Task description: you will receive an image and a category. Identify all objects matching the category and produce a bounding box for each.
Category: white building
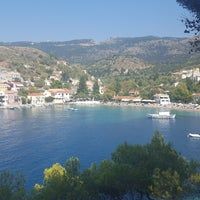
[154,94,171,105]
[44,88,71,104]
[11,82,24,91]
[0,90,19,106]
[181,68,200,82]
[28,93,45,106]
[0,71,22,82]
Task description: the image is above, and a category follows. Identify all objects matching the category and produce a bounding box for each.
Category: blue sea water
[0,105,200,188]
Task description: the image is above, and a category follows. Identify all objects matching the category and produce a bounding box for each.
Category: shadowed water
[0,105,200,188]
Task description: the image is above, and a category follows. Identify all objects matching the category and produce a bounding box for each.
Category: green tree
[33,163,67,200]
[92,81,99,96]
[0,171,26,200]
[21,97,27,105]
[18,88,28,97]
[45,96,54,103]
[114,78,121,95]
[77,76,88,96]
[111,132,195,199]
[61,72,69,82]
[177,0,200,52]
[33,159,89,200]
[120,80,137,96]
[65,157,80,176]
[170,83,193,103]
[102,89,115,101]
[34,79,45,88]
[50,80,63,89]
[28,87,39,94]
[149,168,183,200]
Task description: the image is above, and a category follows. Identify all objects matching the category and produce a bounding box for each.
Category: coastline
[1,101,200,113]
[70,101,200,113]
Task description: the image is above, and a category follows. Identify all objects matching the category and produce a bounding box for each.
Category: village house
[192,68,200,82]
[10,82,24,91]
[154,93,171,105]
[192,93,200,104]
[44,79,51,87]
[86,80,94,91]
[4,91,19,106]
[181,70,193,79]
[44,88,71,104]
[28,93,45,106]
[178,68,200,82]
[57,60,68,66]
[0,82,11,91]
[0,90,19,106]
[129,89,140,97]
[0,71,22,82]
[69,78,79,86]
[49,70,62,81]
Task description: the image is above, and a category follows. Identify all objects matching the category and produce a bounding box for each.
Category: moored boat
[187,133,200,138]
[148,111,175,119]
[68,107,78,111]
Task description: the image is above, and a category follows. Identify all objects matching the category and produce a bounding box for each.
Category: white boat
[148,111,176,119]
[187,133,200,138]
[68,108,78,111]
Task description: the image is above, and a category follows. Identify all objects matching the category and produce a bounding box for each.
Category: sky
[0,0,191,42]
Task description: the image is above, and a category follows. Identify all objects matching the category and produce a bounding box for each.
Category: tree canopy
[177,0,200,51]
[1,132,200,200]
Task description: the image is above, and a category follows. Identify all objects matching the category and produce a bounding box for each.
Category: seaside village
[0,68,105,108]
[1,67,200,109]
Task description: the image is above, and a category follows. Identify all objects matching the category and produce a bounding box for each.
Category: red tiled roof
[28,93,44,97]
[48,88,70,93]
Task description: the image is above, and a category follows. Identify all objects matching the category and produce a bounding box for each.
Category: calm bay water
[0,105,200,188]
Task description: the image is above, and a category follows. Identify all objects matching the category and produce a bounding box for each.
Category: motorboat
[68,107,78,111]
[148,111,176,119]
[187,133,200,138]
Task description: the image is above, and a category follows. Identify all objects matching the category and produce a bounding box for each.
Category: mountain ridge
[0,36,199,77]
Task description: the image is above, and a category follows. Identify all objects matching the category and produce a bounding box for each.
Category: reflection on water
[151,118,175,131]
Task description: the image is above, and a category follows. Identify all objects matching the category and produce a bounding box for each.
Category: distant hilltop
[0,36,199,77]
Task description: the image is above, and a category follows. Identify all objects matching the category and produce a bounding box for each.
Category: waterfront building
[28,93,45,106]
[129,89,140,97]
[4,91,19,106]
[154,93,171,105]
[45,88,71,104]
[0,90,19,106]
[0,82,11,91]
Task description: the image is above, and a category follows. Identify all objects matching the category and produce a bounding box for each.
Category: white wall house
[44,89,71,104]
[0,90,19,106]
[28,93,45,106]
[154,94,171,105]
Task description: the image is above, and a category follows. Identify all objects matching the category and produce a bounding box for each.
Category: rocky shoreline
[1,101,200,112]
[101,102,200,112]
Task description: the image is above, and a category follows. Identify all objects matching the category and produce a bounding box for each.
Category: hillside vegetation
[1,37,200,77]
[0,46,84,81]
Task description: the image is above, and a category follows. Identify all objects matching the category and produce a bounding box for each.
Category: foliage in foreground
[1,132,200,200]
